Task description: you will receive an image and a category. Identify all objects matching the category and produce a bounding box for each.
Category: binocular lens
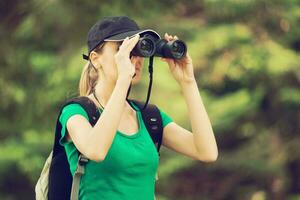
[155,39,187,59]
[131,37,156,57]
[170,40,186,59]
[141,40,153,51]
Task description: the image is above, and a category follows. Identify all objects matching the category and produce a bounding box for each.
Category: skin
[66,33,218,162]
[88,35,144,115]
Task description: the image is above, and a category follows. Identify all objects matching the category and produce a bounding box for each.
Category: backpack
[35,96,163,200]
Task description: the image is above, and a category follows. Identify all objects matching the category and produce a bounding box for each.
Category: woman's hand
[161,33,195,85]
[114,34,140,80]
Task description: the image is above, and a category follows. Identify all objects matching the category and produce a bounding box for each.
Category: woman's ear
[90,51,97,66]
[90,51,101,69]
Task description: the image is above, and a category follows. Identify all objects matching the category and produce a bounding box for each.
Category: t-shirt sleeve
[159,108,173,128]
[58,103,89,146]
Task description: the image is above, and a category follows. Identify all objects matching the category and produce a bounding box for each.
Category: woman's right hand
[114,34,140,80]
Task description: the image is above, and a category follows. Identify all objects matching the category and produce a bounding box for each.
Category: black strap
[126,56,154,111]
[82,54,89,60]
[141,56,154,110]
[129,99,163,155]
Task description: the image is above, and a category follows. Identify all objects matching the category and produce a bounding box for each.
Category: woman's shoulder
[59,103,89,125]
[157,107,173,127]
[131,100,173,128]
[59,95,96,119]
[61,103,86,115]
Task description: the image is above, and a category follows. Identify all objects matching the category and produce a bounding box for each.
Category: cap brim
[104,29,160,41]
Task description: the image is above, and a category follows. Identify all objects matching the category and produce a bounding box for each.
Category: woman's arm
[66,77,131,162]
[161,80,218,162]
[160,33,218,162]
[181,79,218,161]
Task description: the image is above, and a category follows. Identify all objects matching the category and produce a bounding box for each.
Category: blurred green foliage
[0,0,299,199]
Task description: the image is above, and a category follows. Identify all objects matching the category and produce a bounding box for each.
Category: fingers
[164,33,171,41]
[119,34,140,53]
[164,33,178,42]
[127,34,140,51]
[118,37,130,51]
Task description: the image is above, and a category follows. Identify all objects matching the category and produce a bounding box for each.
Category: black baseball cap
[82,16,160,60]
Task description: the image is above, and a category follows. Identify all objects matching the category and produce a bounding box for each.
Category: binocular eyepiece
[130,34,187,59]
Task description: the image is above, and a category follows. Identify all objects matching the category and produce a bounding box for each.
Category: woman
[59,16,218,200]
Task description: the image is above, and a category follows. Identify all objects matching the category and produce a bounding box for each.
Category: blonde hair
[79,62,99,96]
[79,43,104,96]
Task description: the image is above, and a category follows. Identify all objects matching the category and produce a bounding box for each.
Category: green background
[0,0,299,199]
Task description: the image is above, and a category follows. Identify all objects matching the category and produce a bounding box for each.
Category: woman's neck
[94,80,114,108]
[92,79,134,115]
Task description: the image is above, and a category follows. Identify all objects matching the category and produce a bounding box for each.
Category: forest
[0,0,299,199]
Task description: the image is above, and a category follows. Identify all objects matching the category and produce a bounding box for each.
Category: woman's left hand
[161,33,195,85]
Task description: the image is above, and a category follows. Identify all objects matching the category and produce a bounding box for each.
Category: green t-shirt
[59,101,173,200]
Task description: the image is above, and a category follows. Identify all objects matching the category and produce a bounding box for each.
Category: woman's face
[92,41,144,85]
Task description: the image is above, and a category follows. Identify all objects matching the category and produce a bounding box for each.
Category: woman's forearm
[87,76,132,160]
[180,79,218,161]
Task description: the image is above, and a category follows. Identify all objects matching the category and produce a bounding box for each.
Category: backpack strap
[129,99,163,156]
[70,154,89,200]
[52,96,100,157]
[62,96,100,200]
[49,96,100,200]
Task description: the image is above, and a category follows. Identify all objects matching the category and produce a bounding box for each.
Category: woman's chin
[131,76,141,85]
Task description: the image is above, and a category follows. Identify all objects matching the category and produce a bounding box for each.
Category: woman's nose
[131,56,144,66]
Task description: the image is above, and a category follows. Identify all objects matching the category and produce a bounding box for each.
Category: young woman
[58,16,218,200]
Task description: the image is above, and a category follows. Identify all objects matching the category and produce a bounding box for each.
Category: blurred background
[0,0,300,199]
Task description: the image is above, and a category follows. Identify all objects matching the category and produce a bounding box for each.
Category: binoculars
[130,34,187,59]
